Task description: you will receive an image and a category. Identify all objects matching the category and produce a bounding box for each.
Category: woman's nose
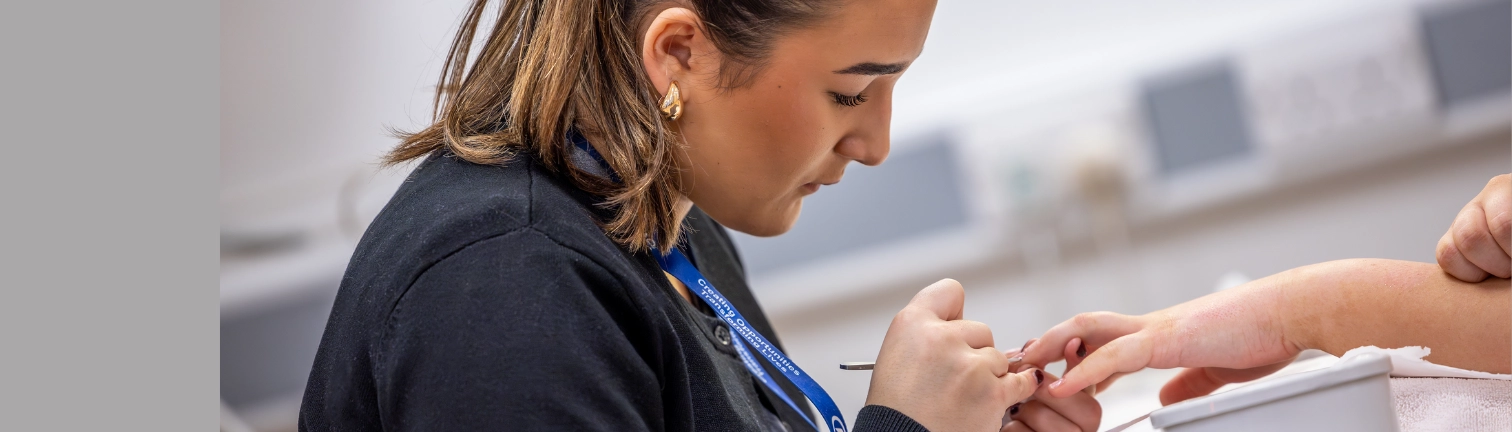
[836,108,892,166]
[835,137,887,166]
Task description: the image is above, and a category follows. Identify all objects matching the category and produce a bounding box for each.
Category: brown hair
[386,0,833,252]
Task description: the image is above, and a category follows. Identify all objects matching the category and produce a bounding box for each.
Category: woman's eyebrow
[833,61,909,75]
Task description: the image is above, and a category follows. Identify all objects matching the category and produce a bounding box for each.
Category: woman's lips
[800,179,840,195]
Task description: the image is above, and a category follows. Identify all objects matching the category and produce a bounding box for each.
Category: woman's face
[650,0,938,237]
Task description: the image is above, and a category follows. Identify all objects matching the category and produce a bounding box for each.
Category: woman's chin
[714,202,802,238]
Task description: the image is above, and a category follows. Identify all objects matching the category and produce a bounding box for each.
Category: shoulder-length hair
[387,0,831,252]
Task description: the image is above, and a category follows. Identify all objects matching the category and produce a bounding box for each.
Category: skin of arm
[1025,258,1511,400]
[1283,258,1510,373]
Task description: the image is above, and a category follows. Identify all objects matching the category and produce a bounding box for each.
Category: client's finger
[1480,179,1512,257]
[1012,401,1087,432]
[1023,312,1144,366]
[1158,368,1224,406]
[1063,338,1087,369]
[1158,359,1294,405]
[1095,372,1130,393]
[1048,333,1152,398]
[1063,338,1095,396]
[1453,205,1512,278]
[1439,231,1491,282]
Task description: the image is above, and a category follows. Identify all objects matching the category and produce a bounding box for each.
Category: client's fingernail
[1075,339,1087,358]
[1049,379,1063,390]
[1034,369,1044,384]
[1021,339,1036,352]
[1009,403,1020,416]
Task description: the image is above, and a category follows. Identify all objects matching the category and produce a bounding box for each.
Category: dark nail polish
[1009,404,1020,416]
[1076,340,1087,358]
[1034,369,1044,384]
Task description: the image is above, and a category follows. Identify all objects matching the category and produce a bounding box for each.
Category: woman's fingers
[953,319,996,349]
[1022,312,1144,366]
[1048,333,1152,398]
[979,346,1013,377]
[872,280,1045,431]
[1000,367,1045,406]
[908,278,966,320]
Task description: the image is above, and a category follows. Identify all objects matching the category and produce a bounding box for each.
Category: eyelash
[829,91,868,107]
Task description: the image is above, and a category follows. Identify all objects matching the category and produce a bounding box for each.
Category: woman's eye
[829,91,868,107]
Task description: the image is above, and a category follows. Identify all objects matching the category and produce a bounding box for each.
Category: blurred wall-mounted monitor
[1141,61,1256,176]
[732,134,969,276]
[1419,0,1512,109]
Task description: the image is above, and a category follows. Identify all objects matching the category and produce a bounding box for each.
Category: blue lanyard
[730,332,813,428]
[571,133,848,432]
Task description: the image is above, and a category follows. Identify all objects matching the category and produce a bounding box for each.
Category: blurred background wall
[220,0,1511,430]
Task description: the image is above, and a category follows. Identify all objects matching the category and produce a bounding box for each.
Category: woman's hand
[866,279,1045,432]
[1018,271,1303,401]
[1001,342,1102,432]
[1437,173,1511,282]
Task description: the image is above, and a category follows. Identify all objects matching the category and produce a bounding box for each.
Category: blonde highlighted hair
[387,0,831,252]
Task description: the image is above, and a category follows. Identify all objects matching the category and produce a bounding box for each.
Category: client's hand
[1021,258,1512,405]
[866,279,1045,432]
[1437,173,1511,281]
[1018,275,1302,403]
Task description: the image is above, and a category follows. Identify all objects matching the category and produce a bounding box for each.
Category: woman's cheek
[745,95,817,181]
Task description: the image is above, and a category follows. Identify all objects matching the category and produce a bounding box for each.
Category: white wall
[221,0,469,234]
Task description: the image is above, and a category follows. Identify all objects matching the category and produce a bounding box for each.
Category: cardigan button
[714,324,732,345]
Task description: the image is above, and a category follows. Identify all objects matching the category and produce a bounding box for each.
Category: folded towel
[1337,346,1511,432]
[1391,378,1512,432]
[1339,345,1511,380]
[1098,346,1509,431]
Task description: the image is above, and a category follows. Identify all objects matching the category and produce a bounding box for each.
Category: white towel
[1099,346,1511,431]
[1390,377,1512,432]
[1339,345,1512,380]
[1334,346,1512,432]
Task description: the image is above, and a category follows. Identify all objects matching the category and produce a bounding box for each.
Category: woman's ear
[641,8,711,95]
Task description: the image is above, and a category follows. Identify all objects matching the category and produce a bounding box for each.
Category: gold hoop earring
[659,81,683,121]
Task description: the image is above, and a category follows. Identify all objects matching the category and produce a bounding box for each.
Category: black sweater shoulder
[299,152,927,432]
[302,152,686,431]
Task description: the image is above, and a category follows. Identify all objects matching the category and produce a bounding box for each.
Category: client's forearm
[1277,258,1510,374]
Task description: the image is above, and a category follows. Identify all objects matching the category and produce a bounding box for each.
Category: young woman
[300,0,1100,431]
